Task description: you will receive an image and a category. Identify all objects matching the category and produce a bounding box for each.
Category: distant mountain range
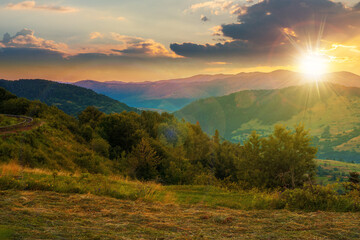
[175,82,360,162]
[74,70,360,111]
[0,79,138,116]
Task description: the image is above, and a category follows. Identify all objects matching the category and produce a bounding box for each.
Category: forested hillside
[175,82,360,162]
[0,79,138,116]
[1,87,318,189]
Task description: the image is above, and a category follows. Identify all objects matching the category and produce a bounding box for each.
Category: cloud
[0,29,177,59]
[6,1,77,13]
[117,17,126,21]
[207,61,229,65]
[89,32,104,40]
[186,0,248,15]
[222,0,360,44]
[201,15,209,22]
[173,0,360,65]
[110,33,178,57]
[1,29,68,52]
[98,16,127,21]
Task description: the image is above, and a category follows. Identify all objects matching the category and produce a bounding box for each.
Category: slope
[175,82,360,162]
[0,79,138,116]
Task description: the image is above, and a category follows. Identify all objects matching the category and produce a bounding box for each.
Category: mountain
[175,81,360,162]
[0,79,138,116]
[74,70,360,111]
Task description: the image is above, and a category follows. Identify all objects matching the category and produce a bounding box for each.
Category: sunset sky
[1,0,360,82]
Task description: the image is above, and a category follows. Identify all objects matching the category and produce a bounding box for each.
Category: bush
[91,138,110,158]
[280,184,359,211]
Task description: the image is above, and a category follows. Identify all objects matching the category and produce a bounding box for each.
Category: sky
[0,0,360,82]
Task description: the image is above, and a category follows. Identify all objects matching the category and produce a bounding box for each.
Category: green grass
[166,185,280,210]
[0,164,360,239]
[1,164,359,212]
[0,115,22,127]
[317,159,360,172]
[0,226,14,240]
[316,159,360,185]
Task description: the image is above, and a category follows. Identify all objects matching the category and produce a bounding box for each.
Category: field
[1,190,360,240]
[316,159,360,185]
[0,160,359,239]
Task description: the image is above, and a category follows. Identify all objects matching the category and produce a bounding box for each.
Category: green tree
[128,138,160,180]
[91,138,110,158]
[261,124,317,189]
[99,112,145,154]
[78,106,104,128]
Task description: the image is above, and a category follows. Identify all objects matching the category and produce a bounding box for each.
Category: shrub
[91,138,110,158]
[280,184,359,211]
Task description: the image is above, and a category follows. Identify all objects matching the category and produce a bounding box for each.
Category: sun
[299,53,328,77]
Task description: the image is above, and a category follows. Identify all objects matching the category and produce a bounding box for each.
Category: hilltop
[0,79,138,116]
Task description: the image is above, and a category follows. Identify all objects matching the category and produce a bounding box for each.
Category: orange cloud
[207,61,229,65]
[89,32,104,40]
[110,33,179,57]
[6,1,78,13]
[1,29,68,52]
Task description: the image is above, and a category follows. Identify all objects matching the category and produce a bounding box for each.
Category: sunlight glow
[299,53,328,77]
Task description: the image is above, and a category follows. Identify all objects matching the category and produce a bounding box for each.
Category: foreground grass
[0,190,360,239]
[1,163,359,212]
[0,163,360,239]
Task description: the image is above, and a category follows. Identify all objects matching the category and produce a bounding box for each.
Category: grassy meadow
[0,162,360,239]
[1,190,360,239]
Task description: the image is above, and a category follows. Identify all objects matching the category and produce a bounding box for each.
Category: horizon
[1,69,359,83]
[1,0,360,82]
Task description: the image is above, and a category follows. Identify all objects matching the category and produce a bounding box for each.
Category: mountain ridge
[73,70,360,111]
[0,79,138,116]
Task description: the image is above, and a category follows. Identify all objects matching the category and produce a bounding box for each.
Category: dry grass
[0,162,79,177]
[0,161,23,177]
[0,190,359,239]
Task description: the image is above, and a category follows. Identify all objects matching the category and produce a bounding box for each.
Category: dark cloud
[172,0,360,61]
[201,15,209,22]
[222,0,359,44]
[170,40,292,65]
[354,2,360,10]
[0,47,65,62]
[1,29,67,51]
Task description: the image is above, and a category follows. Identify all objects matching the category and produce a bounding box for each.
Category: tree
[128,138,160,180]
[91,138,110,158]
[78,106,104,128]
[261,124,317,189]
[98,112,145,154]
[238,125,317,189]
[346,172,360,192]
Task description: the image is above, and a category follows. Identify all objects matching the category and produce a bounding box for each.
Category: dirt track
[0,114,40,135]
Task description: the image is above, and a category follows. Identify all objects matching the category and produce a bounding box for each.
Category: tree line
[1,87,318,189]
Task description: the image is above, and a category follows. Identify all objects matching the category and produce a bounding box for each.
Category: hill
[317,159,360,185]
[74,70,360,111]
[0,79,138,116]
[0,88,321,189]
[175,82,360,162]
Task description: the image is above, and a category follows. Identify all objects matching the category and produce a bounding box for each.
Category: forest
[0,87,318,189]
